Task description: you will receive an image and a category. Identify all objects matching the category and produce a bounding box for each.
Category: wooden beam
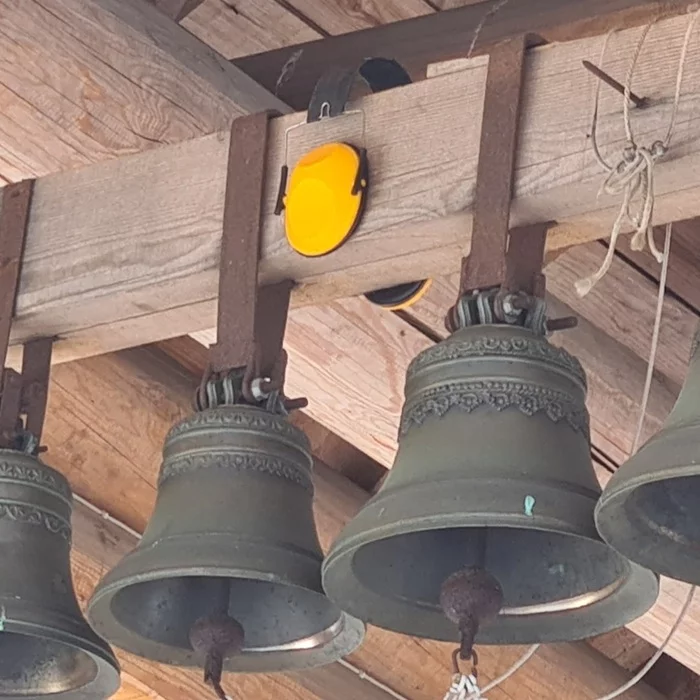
[55,345,665,700]
[11,12,700,365]
[232,0,691,109]
[181,0,321,60]
[29,0,288,119]
[149,0,205,21]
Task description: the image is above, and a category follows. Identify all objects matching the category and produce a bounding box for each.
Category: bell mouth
[597,473,700,585]
[89,574,364,673]
[0,631,118,700]
[324,524,658,644]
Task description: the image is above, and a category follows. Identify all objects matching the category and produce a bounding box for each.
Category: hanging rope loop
[578,10,700,297]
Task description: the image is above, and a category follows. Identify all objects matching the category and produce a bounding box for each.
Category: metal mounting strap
[0,180,33,368]
[208,111,294,386]
[459,35,528,296]
[0,180,54,449]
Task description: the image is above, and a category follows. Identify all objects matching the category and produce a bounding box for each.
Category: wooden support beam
[9,12,700,365]
[17,0,286,134]
[54,345,665,700]
[232,0,692,109]
[149,0,205,21]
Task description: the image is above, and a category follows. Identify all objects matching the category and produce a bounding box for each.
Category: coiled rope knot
[575,135,668,298]
[575,9,697,299]
[603,139,667,253]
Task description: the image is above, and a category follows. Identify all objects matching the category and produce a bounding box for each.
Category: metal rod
[0,180,34,370]
[582,60,648,109]
[459,35,528,296]
[209,112,271,375]
[20,338,53,443]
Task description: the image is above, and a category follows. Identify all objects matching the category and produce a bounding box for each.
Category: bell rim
[323,513,659,645]
[88,568,364,672]
[0,619,120,700]
[596,462,700,584]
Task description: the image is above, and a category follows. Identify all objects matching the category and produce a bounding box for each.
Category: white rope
[467,644,540,699]
[595,585,696,700]
[466,0,511,59]
[338,659,413,700]
[632,222,672,452]
[577,10,700,297]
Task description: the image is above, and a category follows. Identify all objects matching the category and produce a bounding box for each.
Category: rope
[577,11,700,297]
[466,0,511,59]
[632,222,672,452]
[594,586,696,700]
[467,644,540,699]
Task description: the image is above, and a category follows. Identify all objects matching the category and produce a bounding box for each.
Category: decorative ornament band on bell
[323,324,659,645]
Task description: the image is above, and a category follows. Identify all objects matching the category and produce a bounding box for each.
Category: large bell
[323,324,658,645]
[87,406,363,674]
[596,331,700,585]
[0,449,119,699]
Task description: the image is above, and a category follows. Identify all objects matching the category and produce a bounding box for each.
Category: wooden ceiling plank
[11,12,700,365]
[0,1,191,157]
[545,241,696,388]
[30,0,288,120]
[182,0,321,60]
[150,0,206,22]
[618,219,700,315]
[232,0,691,109]
[589,628,657,673]
[276,0,433,35]
[57,345,664,700]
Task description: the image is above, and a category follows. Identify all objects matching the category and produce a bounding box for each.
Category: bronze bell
[87,405,364,675]
[323,324,658,645]
[596,330,700,585]
[0,449,120,699]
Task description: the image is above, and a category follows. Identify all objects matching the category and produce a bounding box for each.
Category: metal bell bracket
[448,36,575,336]
[0,179,53,454]
[198,111,307,415]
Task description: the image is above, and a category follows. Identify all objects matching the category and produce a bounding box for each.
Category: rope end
[575,277,593,298]
[630,229,646,252]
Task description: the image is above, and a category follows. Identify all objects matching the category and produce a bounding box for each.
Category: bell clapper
[189,579,244,700]
[439,566,504,662]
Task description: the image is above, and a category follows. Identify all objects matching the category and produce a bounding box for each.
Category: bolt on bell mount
[322,36,659,664]
[87,112,363,700]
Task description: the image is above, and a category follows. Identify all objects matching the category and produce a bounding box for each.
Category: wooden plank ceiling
[3,0,700,698]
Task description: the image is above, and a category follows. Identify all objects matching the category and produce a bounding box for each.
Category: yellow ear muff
[284,142,368,258]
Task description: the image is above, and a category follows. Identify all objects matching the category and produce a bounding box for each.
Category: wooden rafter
[233,0,692,108]
[149,0,205,21]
